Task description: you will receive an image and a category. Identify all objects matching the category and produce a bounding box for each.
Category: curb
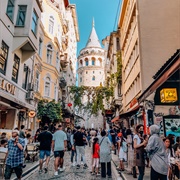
[12,155,54,180]
[111,155,127,180]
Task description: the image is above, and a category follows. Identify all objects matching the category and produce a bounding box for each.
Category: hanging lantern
[67,103,72,107]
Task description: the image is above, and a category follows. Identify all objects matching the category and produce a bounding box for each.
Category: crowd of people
[0,123,180,180]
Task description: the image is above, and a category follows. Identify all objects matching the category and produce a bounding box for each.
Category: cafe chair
[0,152,7,177]
[26,144,38,162]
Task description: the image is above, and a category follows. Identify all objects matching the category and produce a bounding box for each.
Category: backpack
[122,140,127,153]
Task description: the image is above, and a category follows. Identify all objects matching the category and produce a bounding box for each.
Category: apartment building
[118,0,180,127]
[0,0,42,135]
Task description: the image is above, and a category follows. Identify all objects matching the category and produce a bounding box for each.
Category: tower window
[92,76,95,81]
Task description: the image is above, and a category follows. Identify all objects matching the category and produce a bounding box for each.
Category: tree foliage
[37,99,62,124]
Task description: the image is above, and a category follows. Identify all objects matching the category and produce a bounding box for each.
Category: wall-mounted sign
[28,110,36,118]
[160,88,178,103]
[0,78,16,95]
[130,98,138,108]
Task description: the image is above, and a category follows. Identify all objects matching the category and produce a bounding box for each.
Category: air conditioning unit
[26,91,34,100]
[27,83,34,91]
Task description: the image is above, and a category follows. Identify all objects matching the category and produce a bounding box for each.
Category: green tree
[37,99,62,125]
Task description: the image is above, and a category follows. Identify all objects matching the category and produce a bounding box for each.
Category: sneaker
[60,167,65,172]
[39,170,43,174]
[81,161,84,165]
[83,164,88,169]
[22,164,26,168]
[96,173,100,176]
[54,171,58,176]
[76,164,80,169]
[44,167,48,173]
[91,172,95,175]
[73,162,76,166]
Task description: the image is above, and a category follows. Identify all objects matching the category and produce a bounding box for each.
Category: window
[80,77,82,82]
[12,55,20,83]
[38,38,42,56]
[34,71,40,92]
[6,0,15,21]
[92,76,95,81]
[47,44,52,64]
[85,60,88,66]
[56,52,60,71]
[92,60,95,65]
[93,71,95,74]
[22,64,29,89]
[31,10,38,35]
[16,5,27,26]
[86,71,88,74]
[0,41,9,74]
[49,16,54,34]
[116,37,120,51]
[45,77,50,97]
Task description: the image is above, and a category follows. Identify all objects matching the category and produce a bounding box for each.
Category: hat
[12,129,19,135]
[118,133,122,137]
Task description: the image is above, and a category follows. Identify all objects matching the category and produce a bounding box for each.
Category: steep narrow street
[24,147,117,180]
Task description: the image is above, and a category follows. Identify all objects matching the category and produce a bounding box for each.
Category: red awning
[111,116,119,123]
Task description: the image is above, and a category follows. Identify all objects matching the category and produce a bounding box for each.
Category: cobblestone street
[24,147,116,180]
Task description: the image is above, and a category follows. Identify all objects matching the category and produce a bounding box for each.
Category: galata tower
[77,20,105,129]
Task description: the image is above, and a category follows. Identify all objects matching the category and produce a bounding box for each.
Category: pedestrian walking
[163,136,175,180]
[73,126,88,169]
[99,130,112,178]
[19,125,26,139]
[4,130,25,180]
[91,137,100,176]
[146,124,168,180]
[133,124,147,180]
[70,129,77,166]
[117,132,127,171]
[37,126,53,173]
[52,124,67,176]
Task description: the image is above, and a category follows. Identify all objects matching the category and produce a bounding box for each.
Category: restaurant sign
[160,88,178,103]
[0,77,16,95]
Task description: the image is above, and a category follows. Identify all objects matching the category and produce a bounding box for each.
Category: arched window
[45,77,50,97]
[47,44,53,64]
[80,59,83,67]
[49,16,54,34]
[85,58,88,66]
[92,76,95,81]
[91,57,95,66]
[98,58,102,66]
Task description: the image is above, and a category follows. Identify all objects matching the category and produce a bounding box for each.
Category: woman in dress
[99,130,112,178]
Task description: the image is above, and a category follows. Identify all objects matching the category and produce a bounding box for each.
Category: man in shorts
[52,124,67,176]
[38,126,53,173]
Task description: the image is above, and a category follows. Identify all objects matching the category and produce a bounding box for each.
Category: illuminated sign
[160,88,178,103]
[28,110,36,118]
[0,78,16,95]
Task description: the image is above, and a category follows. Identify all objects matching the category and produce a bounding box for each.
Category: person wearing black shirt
[37,126,53,173]
[73,126,88,169]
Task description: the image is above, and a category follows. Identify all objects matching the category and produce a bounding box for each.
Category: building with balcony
[118,0,180,128]
[0,0,42,135]
[33,0,79,128]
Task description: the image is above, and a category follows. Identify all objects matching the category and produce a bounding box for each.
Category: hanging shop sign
[28,110,36,118]
[160,88,178,103]
[0,77,16,95]
[130,98,138,108]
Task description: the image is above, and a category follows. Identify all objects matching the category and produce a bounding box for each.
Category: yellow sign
[160,88,178,103]
[28,110,36,118]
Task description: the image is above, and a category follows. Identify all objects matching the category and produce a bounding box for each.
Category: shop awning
[119,105,142,118]
[111,116,119,123]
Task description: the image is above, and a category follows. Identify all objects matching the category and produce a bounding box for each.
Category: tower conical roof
[85,19,101,48]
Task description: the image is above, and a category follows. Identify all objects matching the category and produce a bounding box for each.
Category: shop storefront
[138,50,180,136]
[0,75,35,138]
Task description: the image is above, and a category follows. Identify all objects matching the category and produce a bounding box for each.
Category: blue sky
[70,0,121,55]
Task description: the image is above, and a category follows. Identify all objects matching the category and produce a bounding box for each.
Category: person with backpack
[117,132,127,171]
